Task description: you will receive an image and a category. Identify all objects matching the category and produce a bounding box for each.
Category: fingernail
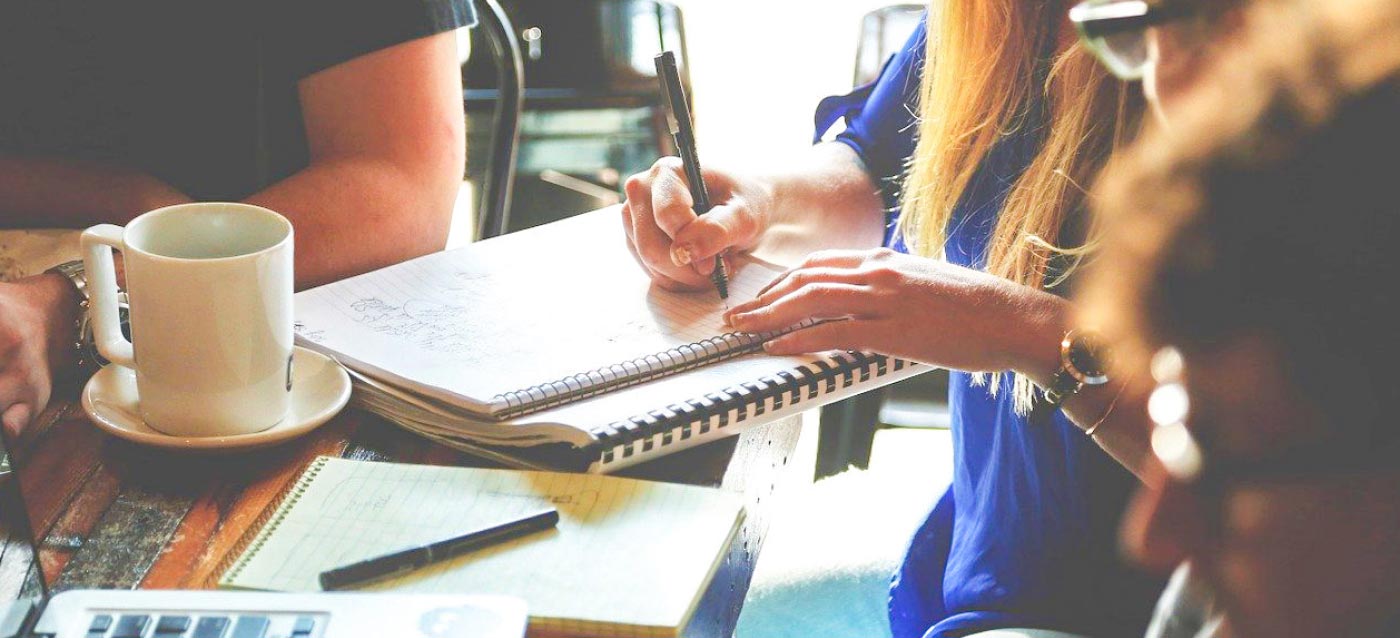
[671,245,693,267]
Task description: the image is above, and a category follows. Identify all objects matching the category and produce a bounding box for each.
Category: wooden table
[2,386,803,638]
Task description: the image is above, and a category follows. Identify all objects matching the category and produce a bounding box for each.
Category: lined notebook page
[294,212,785,415]
[220,457,744,637]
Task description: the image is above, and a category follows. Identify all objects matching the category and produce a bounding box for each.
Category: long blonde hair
[897,0,1142,413]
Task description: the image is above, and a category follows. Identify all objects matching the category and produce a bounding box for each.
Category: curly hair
[1083,0,1400,431]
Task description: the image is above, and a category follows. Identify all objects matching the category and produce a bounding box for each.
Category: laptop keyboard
[85,613,319,638]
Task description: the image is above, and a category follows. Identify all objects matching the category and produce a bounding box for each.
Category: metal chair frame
[473,0,526,241]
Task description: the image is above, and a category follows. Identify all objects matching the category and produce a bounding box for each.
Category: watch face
[1068,332,1111,383]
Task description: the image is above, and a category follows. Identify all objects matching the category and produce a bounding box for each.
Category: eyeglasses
[1148,346,1400,498]
[1070,0,1196,81]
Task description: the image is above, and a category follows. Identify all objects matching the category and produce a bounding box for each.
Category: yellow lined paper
[220,457,744,637]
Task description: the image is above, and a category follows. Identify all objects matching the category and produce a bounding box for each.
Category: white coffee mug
[81,202,295,437]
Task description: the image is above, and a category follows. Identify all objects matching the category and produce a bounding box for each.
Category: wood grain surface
[2,389,803,638]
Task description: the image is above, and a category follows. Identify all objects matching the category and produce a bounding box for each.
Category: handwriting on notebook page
[294,242,785,404]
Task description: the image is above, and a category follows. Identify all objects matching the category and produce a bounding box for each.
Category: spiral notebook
[217,456,744,638]
[294,210,928,471]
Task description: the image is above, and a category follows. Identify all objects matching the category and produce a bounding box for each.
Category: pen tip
[713,273,729,301]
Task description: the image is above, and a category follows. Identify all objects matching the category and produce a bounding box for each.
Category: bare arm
[0,31,464,289]
[724,248,1155,481]
[0,156,191,228]
[0,30,465,437]
[1012,298,1154,480]
[252,30,465,288]
[748,143,887,266]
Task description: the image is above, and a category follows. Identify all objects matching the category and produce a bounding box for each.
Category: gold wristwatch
[1042,329,1111,406]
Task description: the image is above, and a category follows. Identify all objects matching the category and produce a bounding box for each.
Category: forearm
[1012,294,1154,480]
[262,30,462,290]
[0,155,191,228]
[749,143,886,265]
[245,155,457,289]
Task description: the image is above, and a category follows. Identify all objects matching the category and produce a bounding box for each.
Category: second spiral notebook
[294,210,927,472]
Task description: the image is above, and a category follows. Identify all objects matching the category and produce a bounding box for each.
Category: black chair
[472,0,526,240]
[463,1,688,234]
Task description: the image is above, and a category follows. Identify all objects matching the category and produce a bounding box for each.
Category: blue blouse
[815,19,1161,638]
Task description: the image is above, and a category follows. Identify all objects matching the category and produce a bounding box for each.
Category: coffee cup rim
[123,202,293,263]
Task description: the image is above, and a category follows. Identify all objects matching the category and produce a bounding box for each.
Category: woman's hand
[723,248,1068,376]
[0,275,79,438]
[621,157,776,291]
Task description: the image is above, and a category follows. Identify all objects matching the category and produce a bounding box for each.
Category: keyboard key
[88,615,113,633]
[292,616,316,636]
[155,615,192,635]
[230,616,270,638]
[193,617,230,638]
[112,615,150,638]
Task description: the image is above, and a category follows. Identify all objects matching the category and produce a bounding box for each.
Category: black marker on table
[318,507,559,591]
[655,51,730,301]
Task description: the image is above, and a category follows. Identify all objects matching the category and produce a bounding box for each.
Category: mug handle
[80,224,135,368]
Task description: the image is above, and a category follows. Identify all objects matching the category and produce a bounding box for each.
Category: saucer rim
[80,346,351,452]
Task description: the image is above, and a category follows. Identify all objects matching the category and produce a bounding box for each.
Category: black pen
[318,507,559,591]
[655,51,730,301]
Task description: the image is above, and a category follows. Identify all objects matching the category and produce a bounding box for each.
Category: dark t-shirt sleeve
[812,16,926,229]
[275,0,477,79]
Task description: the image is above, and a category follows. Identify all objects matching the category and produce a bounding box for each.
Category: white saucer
[81,346,351,452]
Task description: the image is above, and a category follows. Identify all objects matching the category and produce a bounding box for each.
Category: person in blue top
[626,2,1149,636]
[622,1,1255,636]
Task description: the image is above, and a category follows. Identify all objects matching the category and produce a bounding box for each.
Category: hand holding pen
[653,51,729,301]
[620,54,778,297]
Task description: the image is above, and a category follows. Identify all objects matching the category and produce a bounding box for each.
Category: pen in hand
[655,51,730,302]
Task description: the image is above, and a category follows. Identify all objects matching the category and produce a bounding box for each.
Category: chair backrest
[854,4,925,86]
[473,0,525,240]
[465,1,689,236]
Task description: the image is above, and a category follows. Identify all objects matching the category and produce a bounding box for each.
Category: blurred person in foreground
[1084,3,1400,636]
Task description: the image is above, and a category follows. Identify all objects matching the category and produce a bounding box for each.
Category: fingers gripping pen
[655,51,730,301]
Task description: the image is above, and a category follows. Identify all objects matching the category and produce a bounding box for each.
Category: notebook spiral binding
[593,352,909,465]
[492,330,781,419]
[212,456,330,587]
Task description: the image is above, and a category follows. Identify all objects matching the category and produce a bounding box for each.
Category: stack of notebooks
[294,211,927,472]
[217,456,744,638]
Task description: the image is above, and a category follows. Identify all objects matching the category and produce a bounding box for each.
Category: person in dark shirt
[0,1,476,435]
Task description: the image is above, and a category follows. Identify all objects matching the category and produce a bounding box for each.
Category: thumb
[670,203,755,267]
[3,403,32,439]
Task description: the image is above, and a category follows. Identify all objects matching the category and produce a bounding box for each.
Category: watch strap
[44,260,101,373]
[1043,368,1083,406]
[46,260,89,301]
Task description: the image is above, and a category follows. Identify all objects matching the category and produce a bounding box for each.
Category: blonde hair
[897,0,1142,413]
